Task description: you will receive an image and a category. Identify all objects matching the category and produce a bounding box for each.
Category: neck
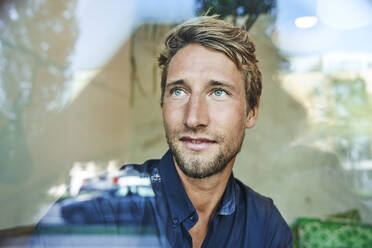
[173,157,235,217]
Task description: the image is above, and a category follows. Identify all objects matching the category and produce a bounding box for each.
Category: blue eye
[213,89,226,97]
[171,88,184,97]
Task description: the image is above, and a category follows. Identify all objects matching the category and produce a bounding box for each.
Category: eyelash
[212,88,229,96]
[169,87,185,96]
[169,87,230,96]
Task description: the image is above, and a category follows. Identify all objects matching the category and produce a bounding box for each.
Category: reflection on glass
[276,0,372,200]
[1,0,372,247]
[29,165,160,247]
[0,0,77,184]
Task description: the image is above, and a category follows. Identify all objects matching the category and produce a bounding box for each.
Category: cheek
[162,102,184,129]
[210,101,246,129]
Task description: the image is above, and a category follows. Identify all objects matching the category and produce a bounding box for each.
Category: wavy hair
[158,15,262,113]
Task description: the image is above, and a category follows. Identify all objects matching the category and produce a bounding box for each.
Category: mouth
[179,136,216,151]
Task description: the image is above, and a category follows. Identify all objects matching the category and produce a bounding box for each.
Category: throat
[189,213,211,248]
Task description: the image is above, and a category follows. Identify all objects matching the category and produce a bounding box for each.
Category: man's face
[162,44,258,179]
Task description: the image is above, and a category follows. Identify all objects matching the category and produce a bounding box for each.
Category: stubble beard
[164,125,245,179]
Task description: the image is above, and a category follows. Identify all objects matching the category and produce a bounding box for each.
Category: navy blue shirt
[29,150,293,247]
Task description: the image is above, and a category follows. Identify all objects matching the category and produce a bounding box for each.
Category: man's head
[159,15,262,114]
[159,16,262,179]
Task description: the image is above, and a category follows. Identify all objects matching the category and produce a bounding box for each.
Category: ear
[245,105,259,129]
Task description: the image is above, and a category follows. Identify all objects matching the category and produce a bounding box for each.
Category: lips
[179,136,216,151]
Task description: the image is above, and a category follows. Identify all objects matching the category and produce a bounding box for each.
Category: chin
[174,148,230,179]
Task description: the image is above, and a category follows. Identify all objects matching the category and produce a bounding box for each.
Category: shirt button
[172,217,178,226]
[190,215,195,222]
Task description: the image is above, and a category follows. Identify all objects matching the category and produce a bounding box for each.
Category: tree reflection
[0,0,77,183]
[196,0,276,29]
[315,76,372,197]
[325,77,372,158]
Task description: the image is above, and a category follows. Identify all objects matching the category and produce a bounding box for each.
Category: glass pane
[1,0,371,247]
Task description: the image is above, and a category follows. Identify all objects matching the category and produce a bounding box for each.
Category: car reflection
[60,167,155,226]
[60,187,153,225]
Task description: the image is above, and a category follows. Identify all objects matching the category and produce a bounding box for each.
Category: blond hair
[158,16,262,113]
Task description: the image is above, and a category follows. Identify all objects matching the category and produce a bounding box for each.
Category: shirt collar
[216,172,236,215]
[158,150,237,223]
[159,150,196,224]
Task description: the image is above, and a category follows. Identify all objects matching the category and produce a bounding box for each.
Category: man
[155,15,292,247]
[29,16,293,247]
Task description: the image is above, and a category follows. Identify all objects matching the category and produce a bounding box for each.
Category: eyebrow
[165,79,236,91]
[165,80,186,88]
[209,80,235,90]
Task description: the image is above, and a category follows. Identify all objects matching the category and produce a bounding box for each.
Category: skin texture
[162,43,258,247]
[163,43,257,179]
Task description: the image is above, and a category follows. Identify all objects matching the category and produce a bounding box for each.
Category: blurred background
[1,0,372,246]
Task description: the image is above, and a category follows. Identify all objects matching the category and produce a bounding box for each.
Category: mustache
[175,129,222,142]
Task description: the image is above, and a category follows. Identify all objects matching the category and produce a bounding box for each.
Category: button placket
[171,217,178,227]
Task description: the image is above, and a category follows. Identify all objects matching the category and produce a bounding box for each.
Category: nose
[184,95,209,129]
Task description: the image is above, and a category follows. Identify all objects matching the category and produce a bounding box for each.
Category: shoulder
[234,178,294,247]
[120,159,162,184]
[234,178,274,212]
[120,159,159,174]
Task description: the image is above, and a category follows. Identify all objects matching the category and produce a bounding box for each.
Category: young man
[29,16,293,248]
[155,15,292,247]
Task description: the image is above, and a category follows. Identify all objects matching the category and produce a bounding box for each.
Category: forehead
[167,44,243,86]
